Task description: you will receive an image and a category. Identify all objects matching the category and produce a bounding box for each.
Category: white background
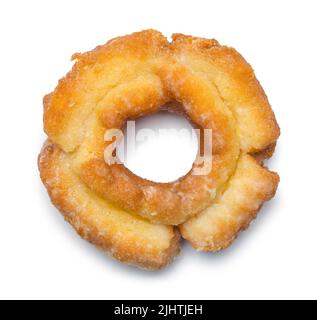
[0,0,316,300]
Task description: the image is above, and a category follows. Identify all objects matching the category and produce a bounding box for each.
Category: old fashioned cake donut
[39,30,280,269]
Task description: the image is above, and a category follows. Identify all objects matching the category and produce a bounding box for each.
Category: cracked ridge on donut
[170,33,280,153]
[39,142,180,270]
[180,154,279,251]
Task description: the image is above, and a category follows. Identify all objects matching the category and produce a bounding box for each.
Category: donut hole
[117,108,199,183]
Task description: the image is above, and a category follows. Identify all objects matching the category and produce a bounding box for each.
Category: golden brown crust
[170,33,280,153]
[40,30,280,269]
[39,142,180,270]
[180,154,279,251]
[252,142,277,162]
[44,30,169,152]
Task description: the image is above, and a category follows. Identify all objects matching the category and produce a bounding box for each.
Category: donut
[39,30,280,269]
